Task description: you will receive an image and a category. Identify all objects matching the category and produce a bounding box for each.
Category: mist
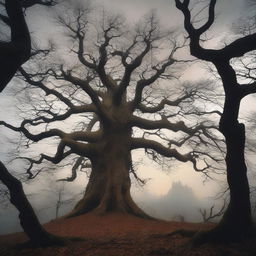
[0,177,220,234]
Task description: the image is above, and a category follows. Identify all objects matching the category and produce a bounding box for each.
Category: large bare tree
[1,4,223,219]
[175,0,256,244]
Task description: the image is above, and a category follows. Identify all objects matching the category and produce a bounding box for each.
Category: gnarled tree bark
[68,129,150,218]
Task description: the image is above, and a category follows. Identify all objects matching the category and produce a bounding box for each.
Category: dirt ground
[0,213,256,256]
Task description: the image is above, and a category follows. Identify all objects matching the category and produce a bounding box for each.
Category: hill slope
[0,213,255,256]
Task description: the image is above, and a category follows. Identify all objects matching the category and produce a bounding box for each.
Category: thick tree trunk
[0,162,64,247]
[67,132,151,219]
[194,96,254,244]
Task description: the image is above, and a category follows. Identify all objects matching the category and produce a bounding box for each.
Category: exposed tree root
[16,235,85,249]
[191,224,256,247]
[152,229,197,239]
[17,236,66,249]
[66,207,155,220]
[64,181,154,220]
[152,223,256,247]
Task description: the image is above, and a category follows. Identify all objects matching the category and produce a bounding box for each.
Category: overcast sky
[22,0,249,43]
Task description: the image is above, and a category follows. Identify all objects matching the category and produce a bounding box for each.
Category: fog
[136,181,221,222]
[0,179,220,234]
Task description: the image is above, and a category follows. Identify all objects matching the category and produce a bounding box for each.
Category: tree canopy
[0,2,223,217]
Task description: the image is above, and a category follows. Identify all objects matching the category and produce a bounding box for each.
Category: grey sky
[25,0,248,42]
[93,0,247,29]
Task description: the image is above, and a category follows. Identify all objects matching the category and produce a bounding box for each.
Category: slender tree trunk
[0,162,64,247]
[0,0,31,91]
[218,124,252,235]
[216,96,253,239]
[194,95,254,244]
[67,132,151,219]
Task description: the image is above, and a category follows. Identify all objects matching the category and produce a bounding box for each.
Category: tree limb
[131,137,207,171]
[132,58,176,109]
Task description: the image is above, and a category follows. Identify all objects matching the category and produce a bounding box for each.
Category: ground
[0,213,256,256]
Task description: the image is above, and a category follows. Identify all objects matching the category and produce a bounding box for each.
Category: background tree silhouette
[175,0,256,244]
[0,0,65,247]
[0,3,224,218]
[0,0,56,90]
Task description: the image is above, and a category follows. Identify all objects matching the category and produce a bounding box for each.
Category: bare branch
[0,120,100,143]
[136,88,198,113]
[199,199,226,222]
[22,0,57,8]
[130,115,216,135]
[131,137,207,172]
[57,157,91,182]
[175,0,256,62]
[132,58,176,108]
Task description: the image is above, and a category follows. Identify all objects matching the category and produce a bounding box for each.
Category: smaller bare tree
[176,0,256,244]
[0,0,65,247]
[199,200,226,223]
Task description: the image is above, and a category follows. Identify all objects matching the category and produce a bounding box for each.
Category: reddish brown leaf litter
[0,213,256,256]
